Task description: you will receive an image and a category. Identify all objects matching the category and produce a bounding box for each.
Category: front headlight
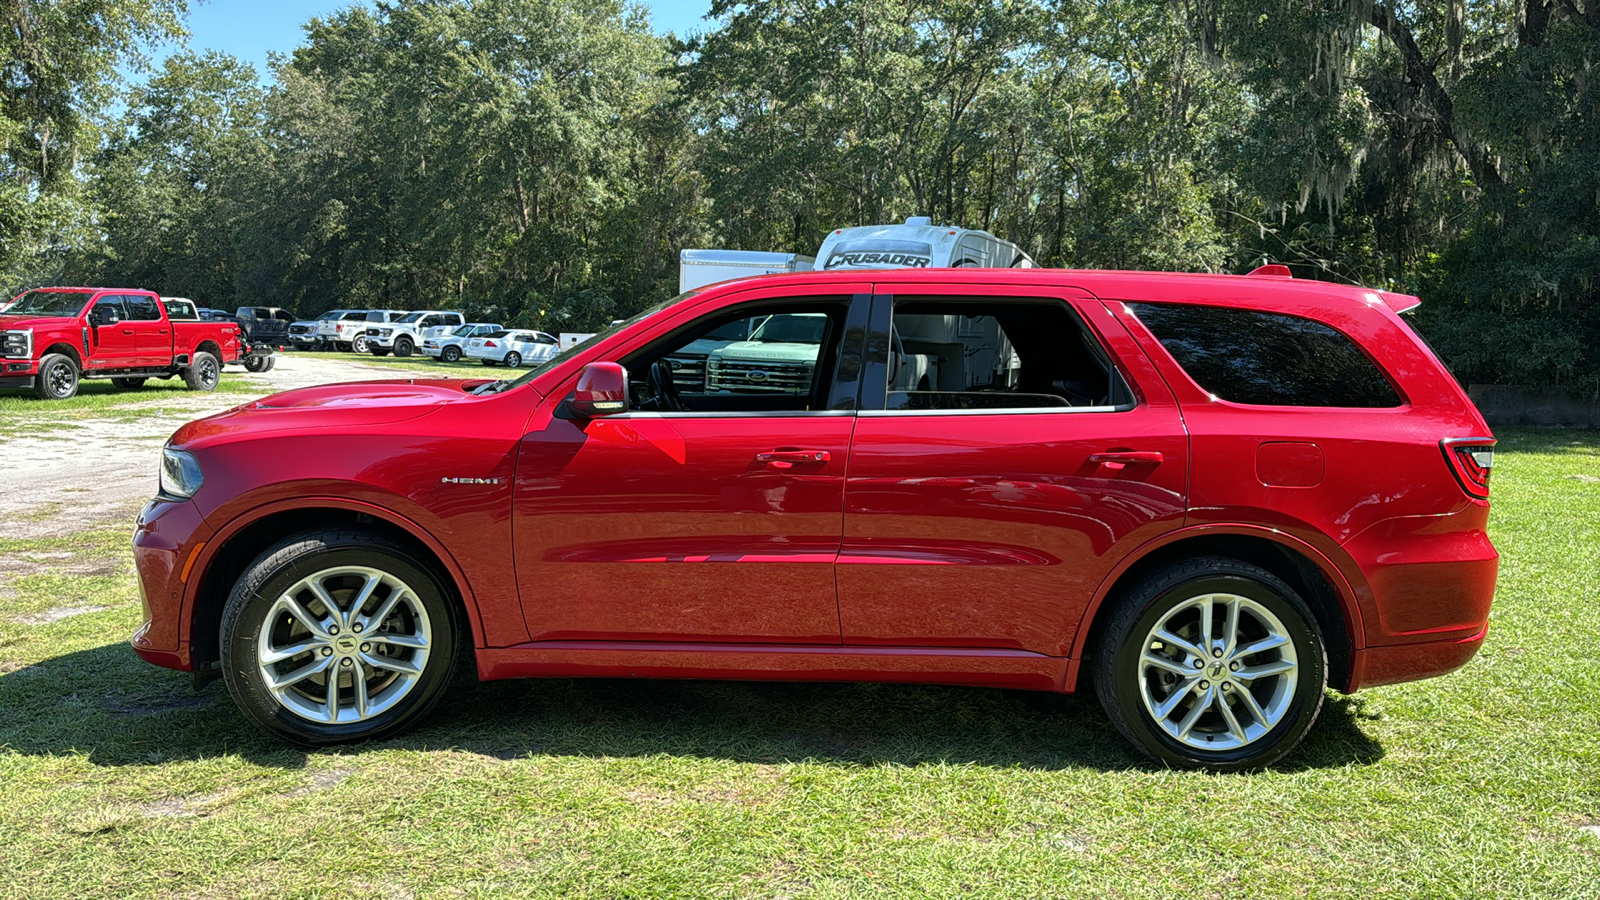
[159,448,204,499]
[2,329,31,359]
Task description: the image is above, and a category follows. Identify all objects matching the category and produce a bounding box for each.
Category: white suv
[366,310,465,358]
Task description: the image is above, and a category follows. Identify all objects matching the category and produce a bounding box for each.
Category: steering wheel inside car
[647,359,684,412]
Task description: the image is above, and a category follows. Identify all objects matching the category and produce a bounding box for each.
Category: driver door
[511,289,870,644]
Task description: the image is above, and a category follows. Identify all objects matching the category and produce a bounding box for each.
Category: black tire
[370,349,391,357]
[440,345,462,363]
[111,377,147,389]
[33,353,80,400]
[263,356,277,372]
[243,356,269,373]
[219,528,460,746]
[394,337,414,358]
[337,341,353,352]
[183,351,221,392]
[1091,556,1327,771]
[503,351,522,368]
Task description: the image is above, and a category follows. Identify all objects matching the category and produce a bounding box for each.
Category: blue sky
[152,0,717,77]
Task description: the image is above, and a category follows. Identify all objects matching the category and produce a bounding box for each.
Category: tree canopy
[3,0,1596,387]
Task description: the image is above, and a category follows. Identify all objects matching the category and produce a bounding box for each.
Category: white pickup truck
[687,218,1032,395]
[365,310,466,358]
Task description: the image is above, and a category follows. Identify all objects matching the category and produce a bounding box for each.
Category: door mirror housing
[570,362,628,417]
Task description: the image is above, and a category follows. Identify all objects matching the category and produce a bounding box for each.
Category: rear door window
[123,295,162,321]
[1129,303,1401,408]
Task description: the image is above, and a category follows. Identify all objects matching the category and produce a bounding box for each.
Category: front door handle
[755,449,831,469]
[122,328,135,335]
[1089,450,1164,471]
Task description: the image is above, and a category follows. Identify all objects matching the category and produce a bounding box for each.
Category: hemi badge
[440,477,501,485]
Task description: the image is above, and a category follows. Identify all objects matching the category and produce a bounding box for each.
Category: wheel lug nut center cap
[334,635,359,654]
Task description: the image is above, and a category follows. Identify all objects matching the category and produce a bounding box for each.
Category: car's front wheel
[394,337,414,358]
[219,529,459,745]
[1092,557,1326,770]
[34,353,80,400]
[441,345,462,363]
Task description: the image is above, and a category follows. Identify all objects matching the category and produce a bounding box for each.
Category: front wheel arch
[187,502,484,679]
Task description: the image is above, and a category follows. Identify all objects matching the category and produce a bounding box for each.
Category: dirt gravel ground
[0,353,452,539]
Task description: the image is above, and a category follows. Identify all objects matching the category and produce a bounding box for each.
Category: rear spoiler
[1377,291,1422,314]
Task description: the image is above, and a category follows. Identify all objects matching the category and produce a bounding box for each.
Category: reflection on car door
[836,284,1190,658]
[510,287,870,645]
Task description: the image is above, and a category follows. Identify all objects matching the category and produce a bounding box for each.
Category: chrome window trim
[860,404,1128,417]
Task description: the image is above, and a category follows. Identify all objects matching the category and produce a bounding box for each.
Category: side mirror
[570,362,628,417]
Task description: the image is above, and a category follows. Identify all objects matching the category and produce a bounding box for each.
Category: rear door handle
[755,449,831,468]
[1089,450,1164,470]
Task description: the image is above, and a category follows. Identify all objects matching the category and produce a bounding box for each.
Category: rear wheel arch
[186,502,483,679]
[1076,530,1361,692]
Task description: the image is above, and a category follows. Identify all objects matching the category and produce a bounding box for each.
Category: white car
[423,322,503,363]
[464,329,560,367]
[315,309,393,352]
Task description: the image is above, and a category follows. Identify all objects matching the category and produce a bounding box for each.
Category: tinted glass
[1130,303,1401,407]
[124,294,161,320]
[92,296,128,322]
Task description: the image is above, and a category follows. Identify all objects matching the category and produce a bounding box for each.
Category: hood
[716,341,818,362]
[170,379,476,446]
[0,314,77,331]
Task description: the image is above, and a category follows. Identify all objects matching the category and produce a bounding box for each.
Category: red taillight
[1442,437,1495,499]
[485,340,497,348]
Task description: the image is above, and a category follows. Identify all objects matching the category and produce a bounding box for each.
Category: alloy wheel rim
[256,565,432,725]
[1136,592,1298,751]
[201,358,218,387]
[47,362,73,396]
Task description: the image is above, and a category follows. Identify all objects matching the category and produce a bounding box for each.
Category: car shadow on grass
[0,642,1385,772]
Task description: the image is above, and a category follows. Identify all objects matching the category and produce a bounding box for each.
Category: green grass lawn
[296,348,506,374]
[1,429,1597,898]
[0,373,259,436]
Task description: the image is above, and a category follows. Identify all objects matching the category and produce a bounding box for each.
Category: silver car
[464,329,560,367]
[423,322,503,363]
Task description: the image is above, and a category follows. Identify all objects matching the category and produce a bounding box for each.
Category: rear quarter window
[1129,302,1401,408]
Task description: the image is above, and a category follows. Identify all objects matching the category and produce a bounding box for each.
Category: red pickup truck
[0,287,241,400]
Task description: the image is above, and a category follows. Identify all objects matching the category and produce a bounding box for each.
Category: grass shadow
[1,643,1385,772]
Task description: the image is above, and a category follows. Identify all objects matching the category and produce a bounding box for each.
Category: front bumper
[131,497,215,671]
[0,373,37,389]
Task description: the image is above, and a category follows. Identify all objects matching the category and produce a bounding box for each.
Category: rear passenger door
[123,294,170,364]
[836,283,1189,658]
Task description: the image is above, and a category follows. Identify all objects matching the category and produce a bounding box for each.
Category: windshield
[6,290,92,318]
[316,310,345,320]
[475,289,702,395]
[750,313,826,344]
[452,325,476,336]
[398,312,425,323]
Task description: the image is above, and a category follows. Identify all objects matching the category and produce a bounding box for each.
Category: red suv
[131,269,1497,769]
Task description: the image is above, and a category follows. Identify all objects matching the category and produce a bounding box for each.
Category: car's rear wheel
[111,377,147,389]
[219,529,459,746]
[1092,557,1326,770]
[182,351,220,392]
[441,345,462,363]
[34,354,80,400]
[243,356,269,373]
[394,337,414,358]
[352,336,369,354]
[503,351,522,368]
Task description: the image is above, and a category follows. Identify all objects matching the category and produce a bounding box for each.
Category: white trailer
[678,249,815,293]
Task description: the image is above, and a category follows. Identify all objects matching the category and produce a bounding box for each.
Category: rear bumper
[1348,623,1487,690]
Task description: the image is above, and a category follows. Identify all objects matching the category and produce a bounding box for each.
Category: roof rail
[1247,264,1293,277]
